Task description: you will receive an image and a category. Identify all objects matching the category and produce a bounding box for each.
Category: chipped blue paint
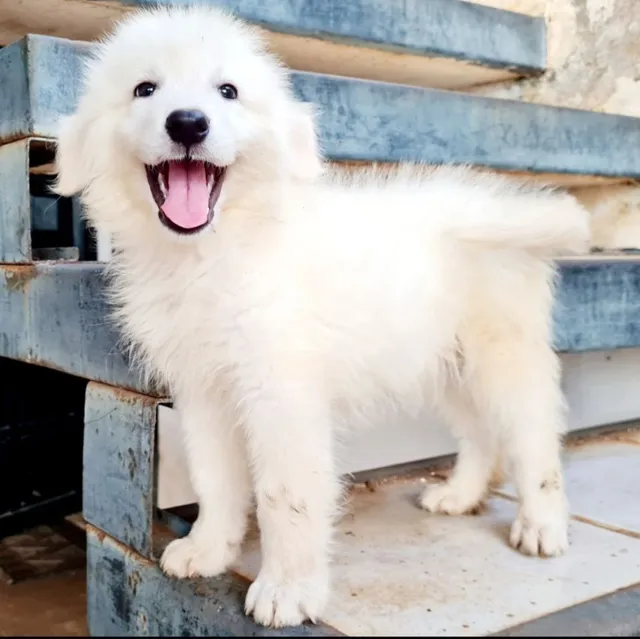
[124,0,546,73]
[3,35,640,177]
[554,260,640,352]
[290,72,640,176]
[1,262,640,396]
[84,383,163,558]
[86,526,343,636]
[0,139,31,262]
[0,36,30,143]
[0,263,153,394]
[0,35,85,144]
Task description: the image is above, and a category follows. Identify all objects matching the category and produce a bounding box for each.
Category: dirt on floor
[0,568,87,637]
[0,520,88,637]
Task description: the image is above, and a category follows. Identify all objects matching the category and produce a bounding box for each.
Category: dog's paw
[419,481,483,515]
[244,570,329,628]
[509,500,569,557]
[160,535,238,579]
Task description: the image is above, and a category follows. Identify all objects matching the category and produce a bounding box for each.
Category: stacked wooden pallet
[1,0,640,635]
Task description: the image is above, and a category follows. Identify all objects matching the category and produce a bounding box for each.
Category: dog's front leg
[243,386,338,628]
[161,394,252,578]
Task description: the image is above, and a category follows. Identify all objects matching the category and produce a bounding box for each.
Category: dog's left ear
[285,102,324,181]
[54,108,99,196]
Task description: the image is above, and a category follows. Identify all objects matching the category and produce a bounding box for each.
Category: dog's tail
[436,172,591,256]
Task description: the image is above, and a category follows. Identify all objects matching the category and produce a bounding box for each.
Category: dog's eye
[218,83,238,100]
[134,82,157,98]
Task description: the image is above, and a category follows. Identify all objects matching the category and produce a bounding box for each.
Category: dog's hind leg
[420,379,499,515]
[464,335,569,557]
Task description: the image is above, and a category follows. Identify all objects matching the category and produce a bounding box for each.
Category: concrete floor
[0,569,87,636]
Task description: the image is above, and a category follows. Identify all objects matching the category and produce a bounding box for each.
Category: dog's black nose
[165,110,209,147]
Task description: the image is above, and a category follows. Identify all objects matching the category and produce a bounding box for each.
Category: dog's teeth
[158,172,167,197]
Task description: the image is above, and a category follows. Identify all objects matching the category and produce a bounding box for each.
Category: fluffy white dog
[55,6,590,628]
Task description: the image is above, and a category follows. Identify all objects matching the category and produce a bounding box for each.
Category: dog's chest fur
[110,228,461,424]
[112,245,267,392]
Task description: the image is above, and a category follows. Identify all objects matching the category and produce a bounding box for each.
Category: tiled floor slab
[233,479,640,636]
[498,431,640,536]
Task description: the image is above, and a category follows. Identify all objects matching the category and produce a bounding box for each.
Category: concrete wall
[474,0,640,251]
[473,1,545,16]
[574,185,640,251]
[475,0,640,117]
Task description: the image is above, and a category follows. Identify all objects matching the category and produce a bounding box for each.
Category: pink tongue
[161,161,210,229]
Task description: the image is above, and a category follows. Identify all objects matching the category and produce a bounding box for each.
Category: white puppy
[56,6,590,628]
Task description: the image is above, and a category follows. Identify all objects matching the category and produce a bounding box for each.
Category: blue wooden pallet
[125,0,546,74]
[0,0,545,86]
[1,260,640,397]
[1,15,639,639]
[1,36,640,178]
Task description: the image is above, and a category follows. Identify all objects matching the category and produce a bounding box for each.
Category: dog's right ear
[54,110,96,196]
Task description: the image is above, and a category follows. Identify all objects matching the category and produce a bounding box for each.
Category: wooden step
[1,36,640,187]
[1,256,639,394]
[0,0,546,91]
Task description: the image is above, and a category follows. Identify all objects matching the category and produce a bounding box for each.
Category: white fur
[55,6,591,628]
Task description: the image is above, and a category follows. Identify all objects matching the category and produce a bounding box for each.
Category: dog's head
[55,7,322,239]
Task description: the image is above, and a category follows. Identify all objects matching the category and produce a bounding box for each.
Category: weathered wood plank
[1,260,640,395]
[2,36,640,179]
[0,36,85,144]
[84,383,163,558]
[0,0,545,91]
[86,525,343,636]
[554,258,640,352]
[0,263,151,393]
[0,139,31,262]
[127,0,545,73]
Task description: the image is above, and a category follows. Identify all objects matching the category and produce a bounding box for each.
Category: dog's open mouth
[145,160,225,234]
